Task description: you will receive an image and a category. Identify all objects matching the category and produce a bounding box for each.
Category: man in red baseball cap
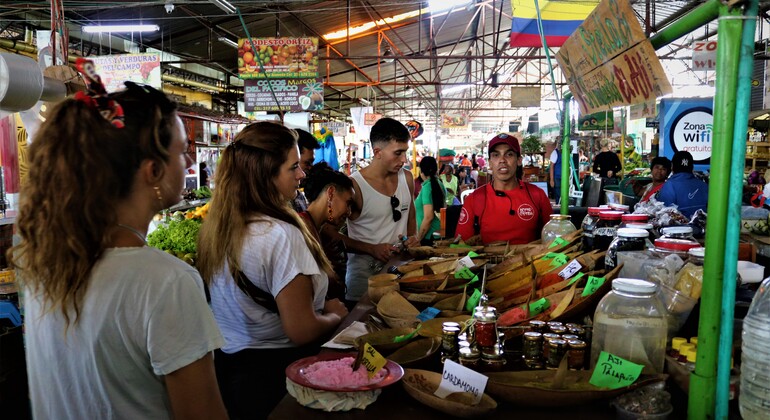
[455,132,553,244]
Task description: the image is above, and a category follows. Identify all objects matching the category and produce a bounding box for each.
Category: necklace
[116,224,147,245]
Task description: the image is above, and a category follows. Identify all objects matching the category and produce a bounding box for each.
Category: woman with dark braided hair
[12,59,227,419]
[415,156,446,245]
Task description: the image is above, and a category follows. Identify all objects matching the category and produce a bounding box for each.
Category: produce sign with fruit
[92,53,162,92]
[244,78,323,112]
[238,37,319,79]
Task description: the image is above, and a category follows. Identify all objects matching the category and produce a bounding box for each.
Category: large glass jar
[593,210,624,252]
[581,207,603,251]
[541,214,577,246]
[605,228,649,270]
[652,238,700,260]
[660,226,697,243]
[591,278,668,374]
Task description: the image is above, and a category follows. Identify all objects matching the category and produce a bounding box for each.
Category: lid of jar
[625,222,654,230]
[617,227,649,238]
[587,207,603,216]
[550,214,571,220]
[688,247,705,258]
[609,203,630,212]
[622,214,649,222]
[661,226,694,235]
[599,210,624,220]
[567,339,587,348]
[548,338,567,347]
[671,337,688,350]
[686,348,697,363]
[612,278,658,294]
[654,238,700,252]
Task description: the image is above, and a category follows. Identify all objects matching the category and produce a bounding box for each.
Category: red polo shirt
[455,182,553,244]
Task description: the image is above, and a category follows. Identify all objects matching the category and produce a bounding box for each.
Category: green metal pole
[717,1,758,417]
[561,93,572,215]
[688,5,743,419]
[649,0,721,50]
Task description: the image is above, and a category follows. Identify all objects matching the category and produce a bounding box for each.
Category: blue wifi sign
[661,98,714,171]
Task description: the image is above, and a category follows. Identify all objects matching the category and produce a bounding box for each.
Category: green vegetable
[193,186,212,199]
[147,218,202,254]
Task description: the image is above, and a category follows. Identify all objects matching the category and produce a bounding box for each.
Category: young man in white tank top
[330,118,419,302]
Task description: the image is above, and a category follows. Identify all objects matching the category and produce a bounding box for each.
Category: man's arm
[321,223,394,261]
[404,169,418,246]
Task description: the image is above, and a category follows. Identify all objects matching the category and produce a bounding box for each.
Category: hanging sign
[364,113,382,125]
[91,53,162,92]
[238,37,319,79]
[691,41,717,71]
[243,78,324,112]
[578,110,614,130]
[441,112,468,128]
[660,97,713,171]
[510,87,541,108]
[555,0,672,115]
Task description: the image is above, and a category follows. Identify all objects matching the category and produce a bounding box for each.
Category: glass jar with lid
[591,278,668,374]
[652,237,700,260]
[673,247,705,299]
[605,228,649,270]
[660,226,697,243]
[581,207,604,251]
[473,308,499,348]
[621,213,649,226]
[593,210,624,252]
[541,214,577,246]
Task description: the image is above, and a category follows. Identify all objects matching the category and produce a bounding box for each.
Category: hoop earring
[327,199,334,223]
[154,186,163,206]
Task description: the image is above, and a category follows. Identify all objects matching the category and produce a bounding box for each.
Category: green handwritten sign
[544,252,569,267]
[582,276,605,297]
[466,289,482,311]
[541,252,559,261]
[467,251,480,258]
[455,267,475,280]
[469,274,480,284]
[449,243,473,249]
[529,297,550,315]
[361,342,388,379]
[548,237,569,249]
[589,351,643,389]
[568,272,586,286]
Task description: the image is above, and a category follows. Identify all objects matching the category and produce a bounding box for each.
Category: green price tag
[469,274,480,284]
[548,236,569,249]
[541,252,559,261]
[449,243,473,249]
[467,251,480,258]
[466,289,482,311]
[454,267,475,280]
[581,276,605,297]
[548,252,569,267]
[528,297,550,315]
[589,351,643,389]
[568,272,585,286]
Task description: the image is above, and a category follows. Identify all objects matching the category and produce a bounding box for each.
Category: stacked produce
[147,202,209,265]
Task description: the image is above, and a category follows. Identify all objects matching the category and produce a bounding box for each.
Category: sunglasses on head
[390,195,401,222]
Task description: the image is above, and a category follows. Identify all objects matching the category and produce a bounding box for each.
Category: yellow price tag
[361,342,388,379]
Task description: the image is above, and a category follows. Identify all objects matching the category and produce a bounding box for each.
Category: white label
[434,359,488,404]
[457,255,475,269]
[559,259,583,279]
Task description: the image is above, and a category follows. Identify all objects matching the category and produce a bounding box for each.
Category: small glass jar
[581,207,603,251]
[605,228,649,269]
[473,309,499,348]
[546,338,568,369]
[593,210,624,251]
[591,278,668,374]
[567,339,587,370]
[529,320,547,333]
[459,346,481,369]
[670,337,687,358]
[568,325,586,341]
[523,331,544,361]
[542,214,577,246]
[624,222,657,246]
[441,325,460,362]
[481,347,507,372]
[547,321,565,333]
[562,334,579,341]
[542,333,560,360]
[660,226,697,243]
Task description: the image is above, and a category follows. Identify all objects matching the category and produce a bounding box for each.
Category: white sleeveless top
[345,169,411,300]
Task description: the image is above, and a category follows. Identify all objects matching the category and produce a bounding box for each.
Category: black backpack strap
[234,270,279,313]
[472,185,487,235]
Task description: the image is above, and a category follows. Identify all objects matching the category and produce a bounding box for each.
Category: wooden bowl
[402,369,497,418]
[387,337,442,367]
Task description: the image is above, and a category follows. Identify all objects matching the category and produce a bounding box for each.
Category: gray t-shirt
[24,247,224,420]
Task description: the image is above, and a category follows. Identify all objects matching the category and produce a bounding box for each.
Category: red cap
[588,207,603,216]
[622,214,649,222]
[488,132,521,156]
[654,238,700,252]
[599,210,624,220]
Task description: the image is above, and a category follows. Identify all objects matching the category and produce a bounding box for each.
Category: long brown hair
[197,122,331,285]
[9,83,178,326]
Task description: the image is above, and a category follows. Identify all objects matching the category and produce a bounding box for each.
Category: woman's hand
[323,298,349,319]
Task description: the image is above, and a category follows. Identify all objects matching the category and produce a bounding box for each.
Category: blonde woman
[13,61,226,420]
[197,122,348,419]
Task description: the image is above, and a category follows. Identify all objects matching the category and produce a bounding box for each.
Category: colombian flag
[510,0,599,48]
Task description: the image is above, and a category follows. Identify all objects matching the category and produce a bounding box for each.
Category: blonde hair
[197,122,331,285]
[9,83,178,326]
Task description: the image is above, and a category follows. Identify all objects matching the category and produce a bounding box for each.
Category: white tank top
[348,169,411,244]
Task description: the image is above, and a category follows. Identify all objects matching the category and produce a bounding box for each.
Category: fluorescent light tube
[83,24,159,33]
[211,0,237,14]
[441,84,472,95]
[218,37,238,49]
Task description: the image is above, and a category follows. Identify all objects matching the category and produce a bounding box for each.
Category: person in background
[440,163,459,206]
[460,154,472,171]
[657,151,709,218]
[199,161,210,187]
[457,167,474,194]
[14,63,226,419]
[455,133,553,244]
[292,128,321,213]
[592,138,622,180]
[198,122,348,419]
[300,162,355,302]
[344,117,419,302]
[414,156,446,245]
[476,153,487,170]
[549,141,563,204]
[470,161,480,185]
[639,156,671,202]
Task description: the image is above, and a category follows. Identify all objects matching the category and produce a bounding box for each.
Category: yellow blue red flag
[510,0,600,47]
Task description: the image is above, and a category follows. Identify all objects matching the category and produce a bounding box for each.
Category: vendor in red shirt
[455,133,553,244]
